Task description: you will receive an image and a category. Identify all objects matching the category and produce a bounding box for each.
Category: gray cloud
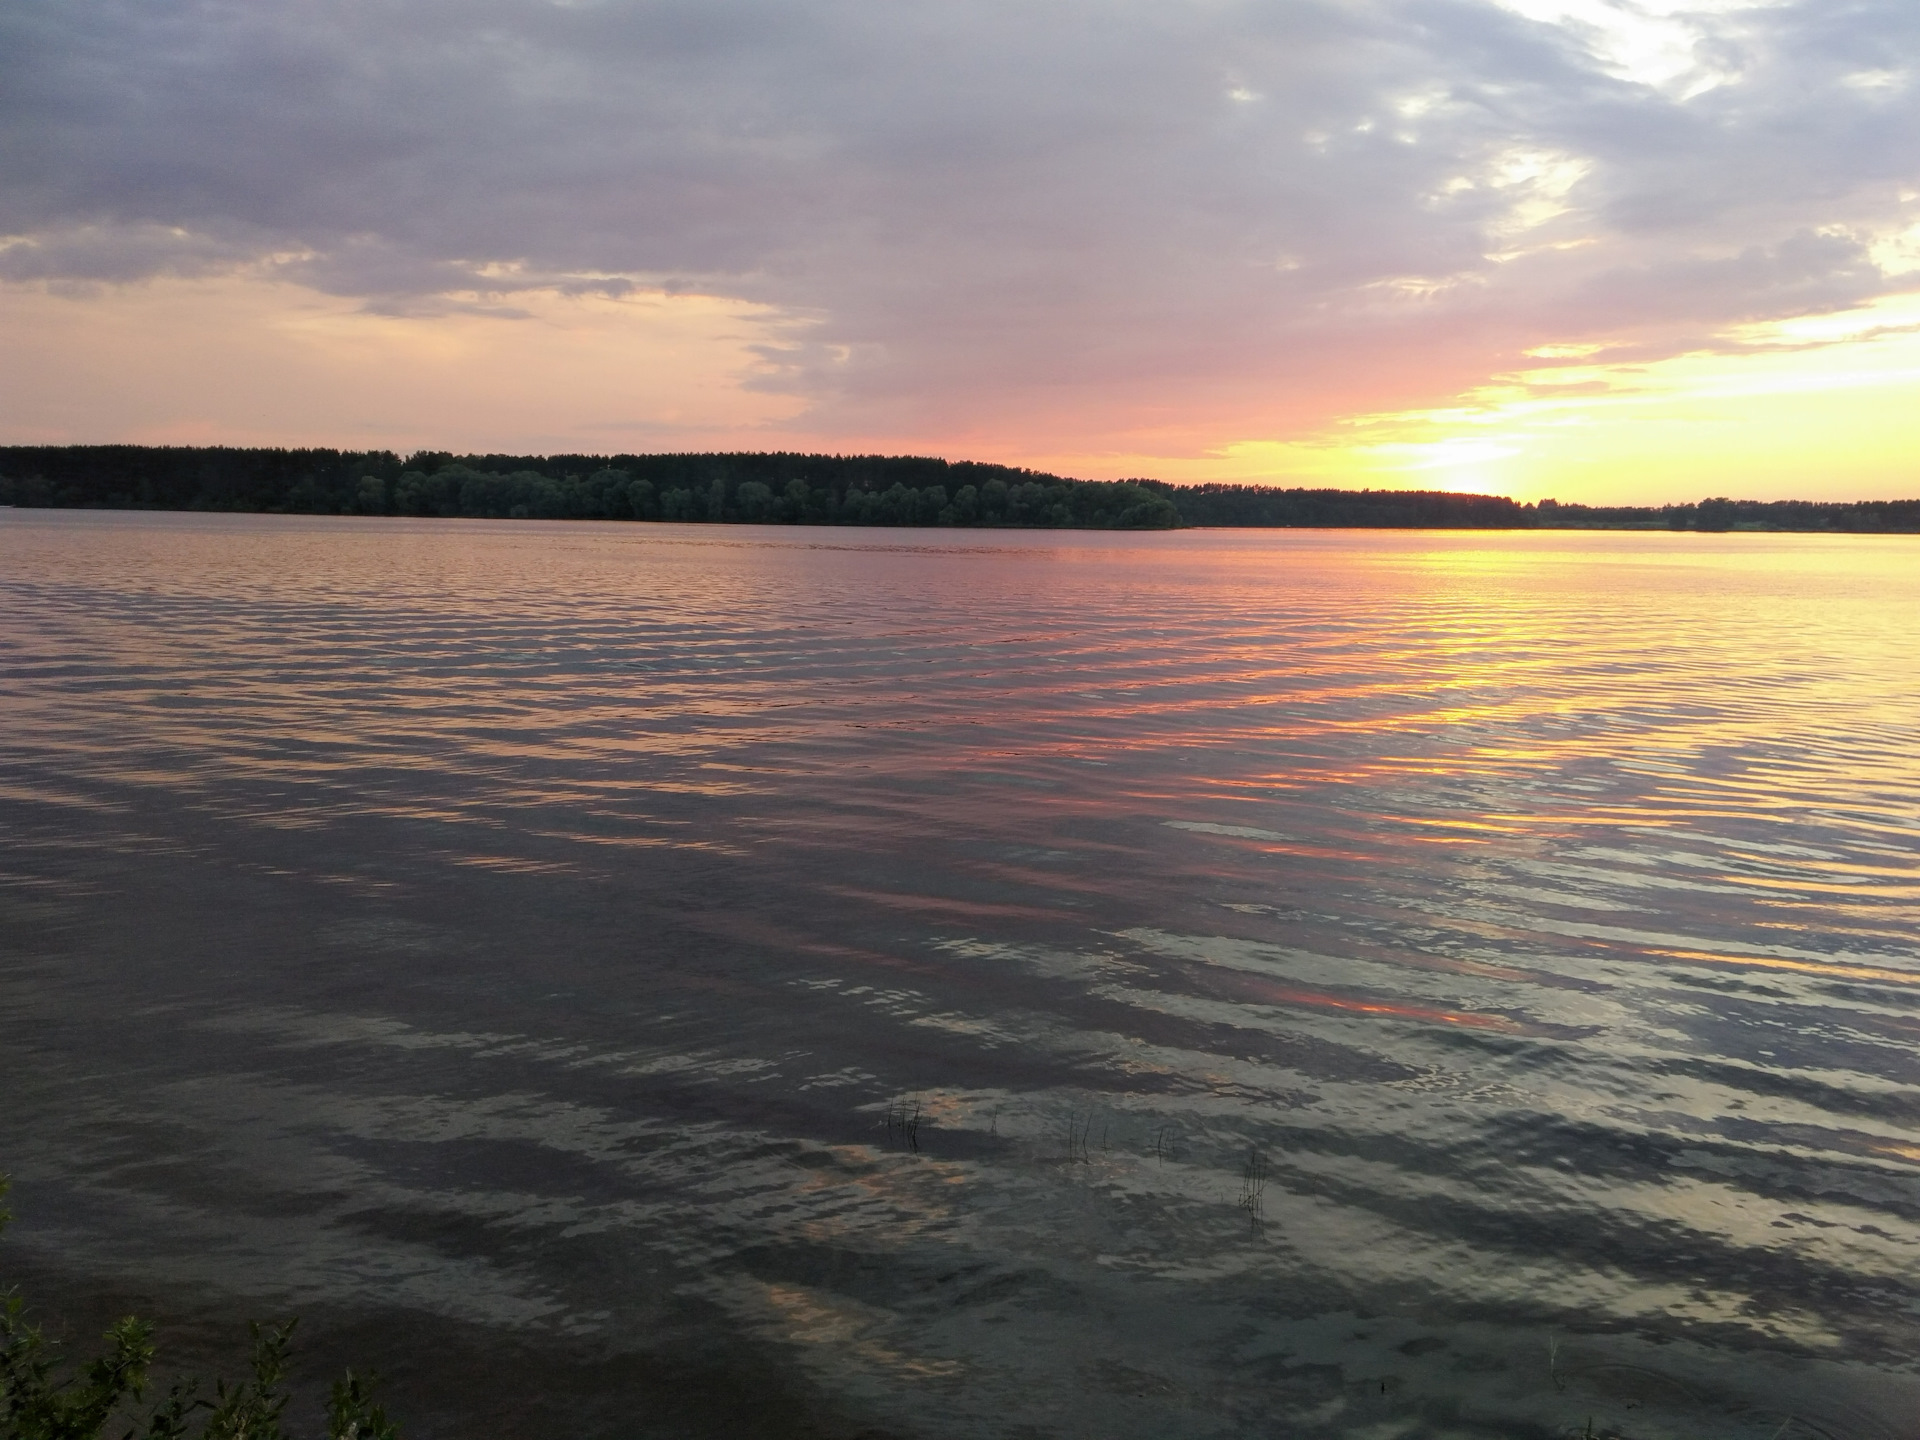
[3,0,1916,444]
[0,221,272,286]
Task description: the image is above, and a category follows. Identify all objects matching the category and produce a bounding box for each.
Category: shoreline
[3,445,1916,533]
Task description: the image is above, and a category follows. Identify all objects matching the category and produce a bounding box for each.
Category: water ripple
[3,512,1918,1437]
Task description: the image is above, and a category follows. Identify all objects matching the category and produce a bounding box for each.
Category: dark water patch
[1648,1054,1920,1126]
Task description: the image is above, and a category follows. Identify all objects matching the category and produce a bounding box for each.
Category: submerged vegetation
[1,1180,400,1440]
[1,446,1916,531]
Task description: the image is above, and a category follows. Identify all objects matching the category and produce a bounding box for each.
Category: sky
[3,0,1917,503]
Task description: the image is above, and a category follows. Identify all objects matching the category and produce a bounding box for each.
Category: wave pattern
[3,512,1919,1438]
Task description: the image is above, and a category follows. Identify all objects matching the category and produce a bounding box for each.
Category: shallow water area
[3,510,1919,1439]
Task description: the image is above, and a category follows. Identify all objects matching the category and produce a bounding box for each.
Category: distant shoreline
[3,446,1916,533]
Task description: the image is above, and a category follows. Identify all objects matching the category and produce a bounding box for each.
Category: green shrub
[1,1179,401,1440]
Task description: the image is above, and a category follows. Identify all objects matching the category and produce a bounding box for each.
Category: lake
[3,510,1918,1439]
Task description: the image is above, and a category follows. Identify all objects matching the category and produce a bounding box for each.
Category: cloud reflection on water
[2,514,1918,1437]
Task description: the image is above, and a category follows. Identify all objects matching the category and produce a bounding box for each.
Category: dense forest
[1151,483,1920,531]
[1,447,1915,531]
[0,447,1177,529]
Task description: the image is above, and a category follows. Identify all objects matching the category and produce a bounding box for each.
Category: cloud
[0,223,275,287]
[2,0,1917,453]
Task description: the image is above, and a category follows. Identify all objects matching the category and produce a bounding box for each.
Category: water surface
[3,511,1918,1439]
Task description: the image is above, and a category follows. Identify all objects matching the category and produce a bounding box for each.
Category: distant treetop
[0,447,1913,532]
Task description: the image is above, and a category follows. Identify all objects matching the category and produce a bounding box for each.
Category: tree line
[0,448,1914,531]
[0,448,1176,529]
[1152,483,1920,531]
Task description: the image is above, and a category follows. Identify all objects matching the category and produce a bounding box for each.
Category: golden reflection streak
[1644,948,1920,989]
[757,1283,966,1381]
[1193,970,1530,1033]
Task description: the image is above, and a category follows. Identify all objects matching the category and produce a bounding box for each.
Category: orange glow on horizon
[1022,295,1920,505]
[3,272,1918,506]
